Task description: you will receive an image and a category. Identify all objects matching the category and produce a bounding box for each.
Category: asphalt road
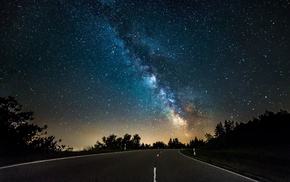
[0,149,257,182]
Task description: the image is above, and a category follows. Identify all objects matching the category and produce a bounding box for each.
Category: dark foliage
[189,137,205,148]
[168,138,186,148]
[205,110,290,149]
[94,133,141,150]
[94,135,188,150]
[0,96,70,157]
[152,141,167,149]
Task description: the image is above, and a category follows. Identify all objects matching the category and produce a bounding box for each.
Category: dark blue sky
[1,0,290,149]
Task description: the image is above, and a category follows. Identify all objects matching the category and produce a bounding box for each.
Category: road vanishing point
[0,149,258,182]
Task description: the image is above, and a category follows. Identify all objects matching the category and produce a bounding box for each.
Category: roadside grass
[0,149,126,167]
[180,147,290,182]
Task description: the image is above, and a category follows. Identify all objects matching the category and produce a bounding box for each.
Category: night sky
[1,0,290,149]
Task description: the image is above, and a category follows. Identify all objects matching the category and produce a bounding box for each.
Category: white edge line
[0,150,143,170]
[179,151,259,182]
[153,167,157,182]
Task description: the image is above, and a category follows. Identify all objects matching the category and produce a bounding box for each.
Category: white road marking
[0,150,142,170]
[153,167,157,182]
[179,151,259,182]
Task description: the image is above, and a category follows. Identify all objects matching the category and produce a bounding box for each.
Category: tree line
[92,133,142,150]
[90,110,290,150]
[152,138,187,149]
[87,135,188,150]
[0,96,189,158]
[2,96,288,157]
[190,110,290,149]
[0,96,72,158]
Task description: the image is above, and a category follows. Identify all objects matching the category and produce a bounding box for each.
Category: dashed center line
[153,151,162,182]
[153,167,157,182]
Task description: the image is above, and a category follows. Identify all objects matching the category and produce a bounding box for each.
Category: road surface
[0,149,257,182]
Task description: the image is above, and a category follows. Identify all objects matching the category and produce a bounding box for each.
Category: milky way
[1,0,290,149]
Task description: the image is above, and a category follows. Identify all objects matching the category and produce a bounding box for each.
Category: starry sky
[1,0,290,149]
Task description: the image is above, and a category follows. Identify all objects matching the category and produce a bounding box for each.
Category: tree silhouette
[167,138,186,148]
[122,133,132,149]
[189,137,205,148]
[152,141,166,149]
[205,133,214,143]
[94,140,104,149]
[168,138,173,147]
[94,133,142,150]
[132,134,141,149]
[214,122,225,138]
[224,120,236,133]
[203,110,290,149]
[101,134,118,149]
[0,96,68,156]
[116,137,123,149]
